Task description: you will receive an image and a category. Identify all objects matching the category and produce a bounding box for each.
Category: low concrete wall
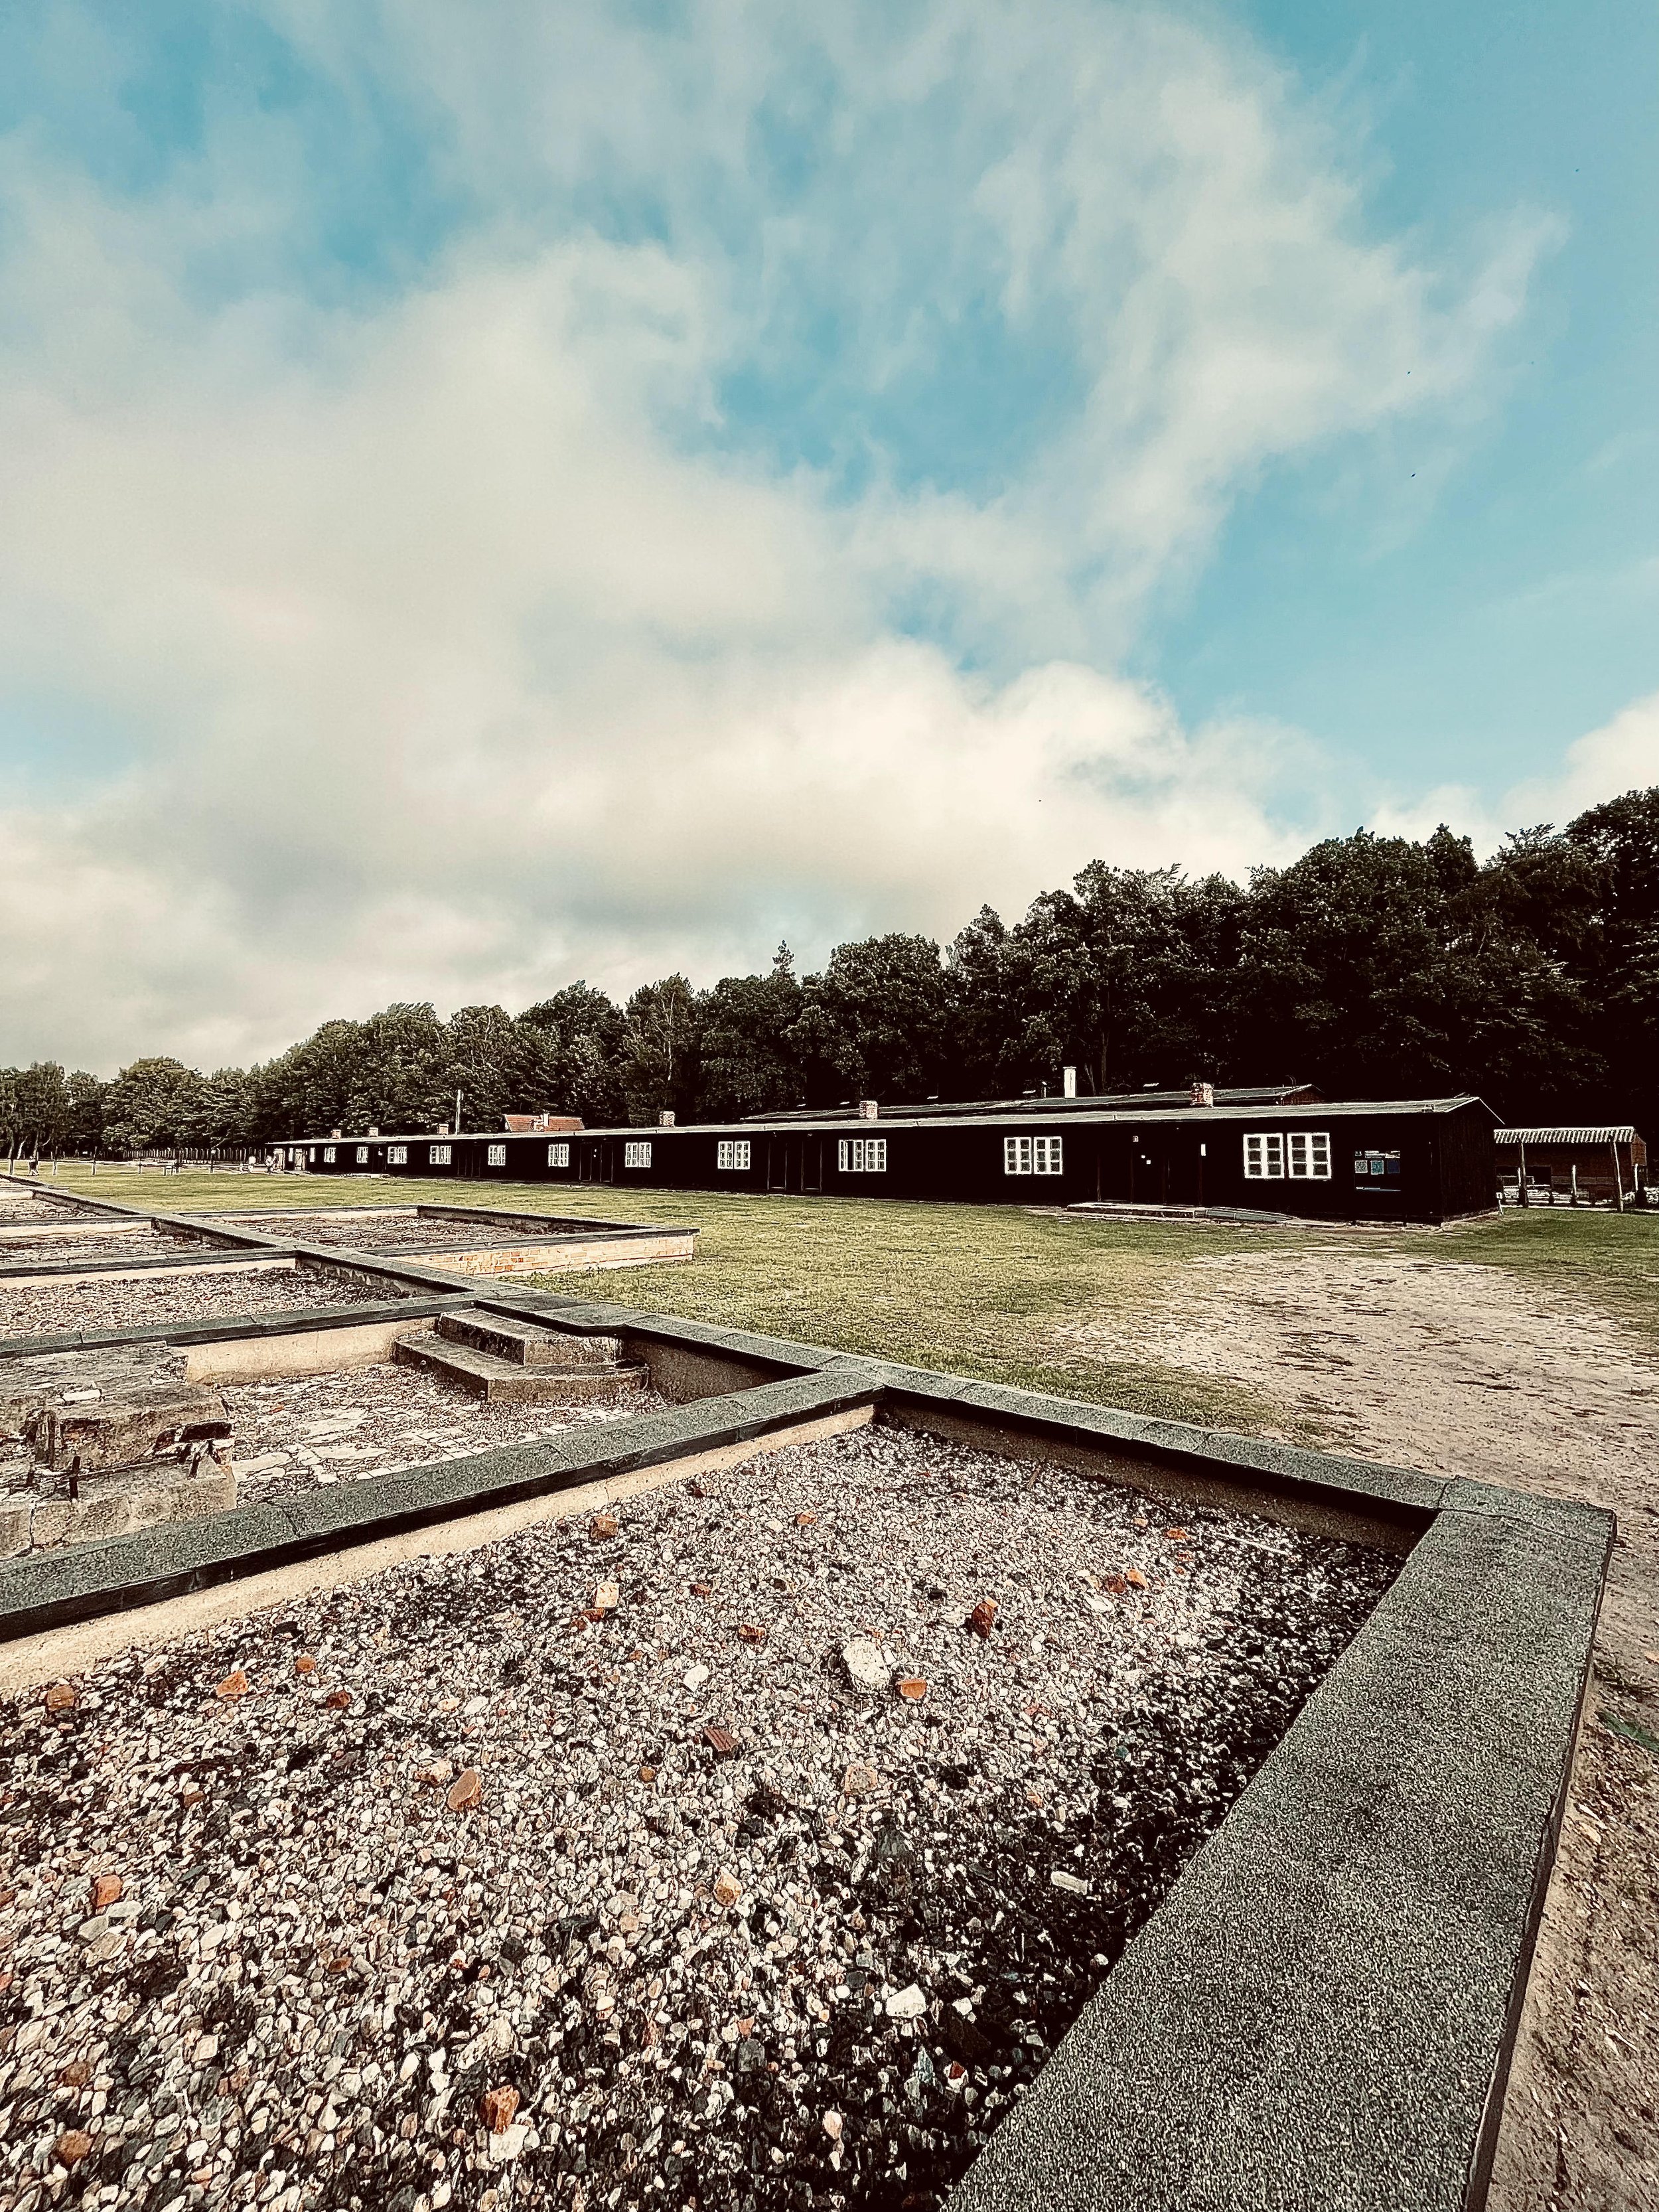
[180,1315,432,1382]
[0,1254,297,1288]
[0,1402,871,1694]
[626,1335,791,1404]
[403,1229,694,1276]
[878,1399,1425,1554]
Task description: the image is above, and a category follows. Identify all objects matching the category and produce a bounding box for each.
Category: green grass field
[17,1163,1659,1432]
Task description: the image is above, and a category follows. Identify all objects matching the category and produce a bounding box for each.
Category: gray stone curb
[0,1293,478,1363]
[947,1492,1612,2212]
[0,1366,885,1641]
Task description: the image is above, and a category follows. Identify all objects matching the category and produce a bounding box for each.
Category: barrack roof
[290,1096,1492,1145]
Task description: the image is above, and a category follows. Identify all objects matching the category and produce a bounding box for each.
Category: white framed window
[1003,1134,1063,1176]
[388,1144,407,1165]
[289,1149,303,1166]
[429,1142,452,1165]
[837,1137,888,1173]
[1287,1131,1331,1180]
[547,1142,571,1168]
[308,1148,317,1163]
[323,1146,336,1163]
[1243,1132,1285,1179]
[486,1143,506,1167]
[717,1139,753,1171]
[624,1141,652,1169]
[355,1146,368,1164]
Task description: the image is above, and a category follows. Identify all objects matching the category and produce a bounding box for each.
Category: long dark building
[282,1092,1498,1223]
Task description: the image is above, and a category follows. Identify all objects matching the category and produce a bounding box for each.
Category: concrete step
[435,1309,625,1368]
[394,1328,647,1404]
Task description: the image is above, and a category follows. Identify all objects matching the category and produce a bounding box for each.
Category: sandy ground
[1070,1248,1658,2212]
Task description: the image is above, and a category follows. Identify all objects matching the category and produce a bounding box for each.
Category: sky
[0,0,1654,1075]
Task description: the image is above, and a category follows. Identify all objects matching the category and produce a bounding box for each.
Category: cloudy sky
[1,1,1654,1074]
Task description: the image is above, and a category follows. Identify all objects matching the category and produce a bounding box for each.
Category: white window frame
[355,1145,368,1164]
[1287,1130,1332,1181]
[1243,1132,1285,1179]
[547,1142,571,1168]
[837,1137,888,1173]
[486,1143,506,1167]
[1003,1134,1062,1176]
[624,1141,652,1169]
[429,1142,452,1165]
[387,1144,407,1165]
[323,1146,336,1164]
[716,1139,753,1171]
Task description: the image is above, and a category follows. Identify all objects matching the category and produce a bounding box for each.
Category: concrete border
[0,1367,884,1641]
[0,1400,873,1696]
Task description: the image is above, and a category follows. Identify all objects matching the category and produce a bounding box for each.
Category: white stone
[841,1638,890,1694]
[884,1984,927,2021]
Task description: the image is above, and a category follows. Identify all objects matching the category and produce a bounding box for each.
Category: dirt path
[1060,1248,1659,2212]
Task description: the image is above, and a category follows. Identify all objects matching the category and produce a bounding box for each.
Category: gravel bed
[0,1265,402,1341]
[0,1424,1394,2211]
[223,1362,666,1504]
[216,1214,588,1256]
[0,1232,208,1274]
[0,1191,89,1224]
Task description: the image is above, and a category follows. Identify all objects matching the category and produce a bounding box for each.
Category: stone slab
[434,1309,625,1367]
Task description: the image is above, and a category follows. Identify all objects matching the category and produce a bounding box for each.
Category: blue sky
[1156,0,1659,796]
[0,2,1653,1069]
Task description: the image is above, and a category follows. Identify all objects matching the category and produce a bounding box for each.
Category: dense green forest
[5,793,1656,1157]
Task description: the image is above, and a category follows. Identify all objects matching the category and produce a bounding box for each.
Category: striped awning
[1495,1127,1638,1145]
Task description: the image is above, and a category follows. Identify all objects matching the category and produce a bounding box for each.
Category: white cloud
[0,2,1557,1069]
[1505,689,1659,827]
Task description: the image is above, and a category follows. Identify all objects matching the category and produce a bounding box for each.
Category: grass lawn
[1406,1207,1659,1343]
[19,1163,1659,1431]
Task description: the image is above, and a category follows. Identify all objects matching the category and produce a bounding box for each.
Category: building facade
[281,1094,1498,1224]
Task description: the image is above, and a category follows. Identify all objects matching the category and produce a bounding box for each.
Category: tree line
[5,790,1655,1159]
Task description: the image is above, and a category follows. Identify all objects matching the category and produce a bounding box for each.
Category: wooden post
[1518,1142,1528,1206]
[1612,1141,1625,1212]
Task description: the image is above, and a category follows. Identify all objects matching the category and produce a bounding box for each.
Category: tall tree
[102,1059,208,1155]
[620,976,701,1124]
[790,935,951,1105]
[518,984,628,1126]
[697,947,804,1118]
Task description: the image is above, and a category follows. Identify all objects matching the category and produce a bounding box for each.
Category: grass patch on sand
[1398,1207,1659,1342]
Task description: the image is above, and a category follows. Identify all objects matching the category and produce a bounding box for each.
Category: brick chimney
[859,1099,879,1120]
[1189,1081,1215,1108]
